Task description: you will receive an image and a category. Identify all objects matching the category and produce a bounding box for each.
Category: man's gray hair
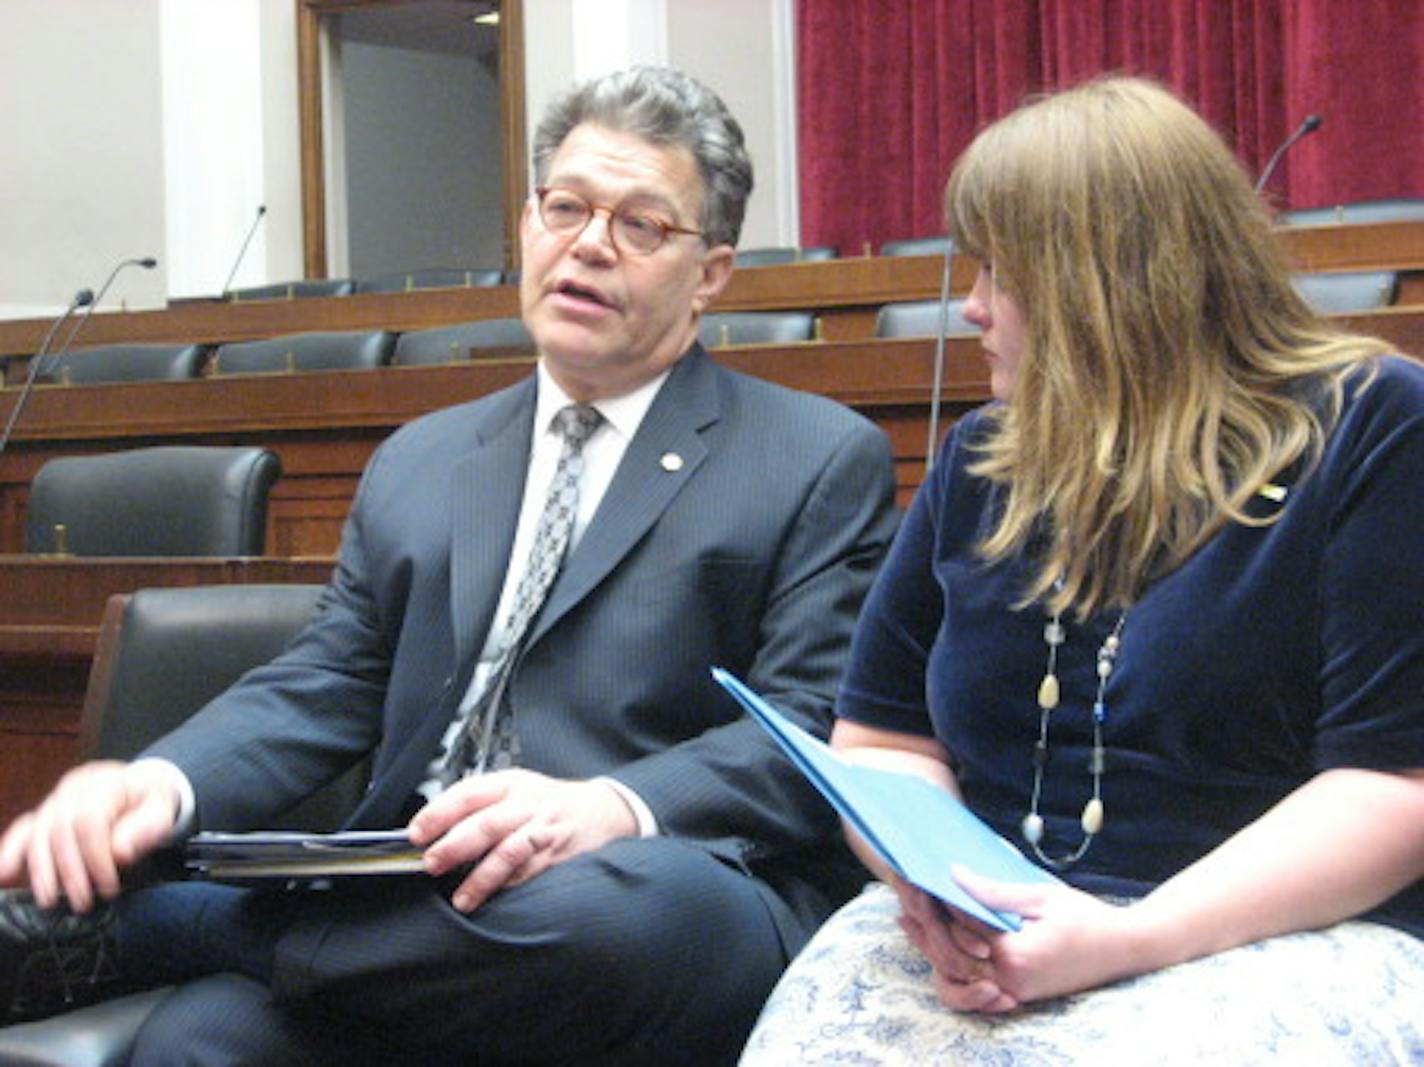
[532,66,753,249]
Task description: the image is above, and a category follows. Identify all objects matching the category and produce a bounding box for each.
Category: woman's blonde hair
[945,76,1388,618]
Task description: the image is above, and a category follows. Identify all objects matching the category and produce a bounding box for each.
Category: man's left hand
[407,770,639,912]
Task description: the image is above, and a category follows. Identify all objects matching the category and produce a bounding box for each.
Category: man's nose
[572,208,617,255]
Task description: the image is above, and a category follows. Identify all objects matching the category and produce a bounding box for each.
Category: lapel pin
[660,452,684,472]
[1257,482,1287,503]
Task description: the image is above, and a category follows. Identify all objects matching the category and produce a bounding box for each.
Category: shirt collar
[534,360,671,444]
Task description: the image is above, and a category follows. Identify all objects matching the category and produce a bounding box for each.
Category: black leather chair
[874,298,979,338]
[25,446,281,557]
[391,317,536,365]
[0,583,366,1067]
[226,279,354,301]
[211,330,396,375]
[1291,270,1399,313]
[1279,197,1424,226]
[698,311,818,348]
[42,343,207,386]
[734,246,838,267]
[354,267,505,293]
[879,235,955,257]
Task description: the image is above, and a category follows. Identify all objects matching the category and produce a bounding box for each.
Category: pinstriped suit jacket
[148,345,900,953]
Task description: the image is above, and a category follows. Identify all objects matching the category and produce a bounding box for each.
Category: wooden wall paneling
[1282,220,1424,274]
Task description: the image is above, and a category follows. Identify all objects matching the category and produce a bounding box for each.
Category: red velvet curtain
[797,0,1424,254]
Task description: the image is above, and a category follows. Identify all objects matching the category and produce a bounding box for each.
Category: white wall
[256,0,305,291]
[523,0,796,249]
[668,0,798,247]
[160,0,302,299]
[0,0,168,318]
[0,0,792,321]
[0,0,302,318]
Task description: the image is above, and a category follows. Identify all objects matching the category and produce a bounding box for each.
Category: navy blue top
[839,356,1424,938]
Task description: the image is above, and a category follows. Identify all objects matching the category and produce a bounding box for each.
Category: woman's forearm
[1121,767,1424,974]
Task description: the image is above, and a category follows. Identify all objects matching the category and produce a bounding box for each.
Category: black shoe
[0,889,126,1023]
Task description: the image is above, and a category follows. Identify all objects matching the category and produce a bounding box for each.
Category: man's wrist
[595,776,658,838]
[129,758,197,840]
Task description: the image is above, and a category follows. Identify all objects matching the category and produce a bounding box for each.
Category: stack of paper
[185,829,425,883]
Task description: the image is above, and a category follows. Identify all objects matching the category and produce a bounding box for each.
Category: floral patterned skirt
[741,882,1424,1066]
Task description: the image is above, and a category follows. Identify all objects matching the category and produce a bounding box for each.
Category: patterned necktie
[441,403,603,784]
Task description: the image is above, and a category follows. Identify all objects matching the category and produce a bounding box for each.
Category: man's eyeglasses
[534,187,703,256]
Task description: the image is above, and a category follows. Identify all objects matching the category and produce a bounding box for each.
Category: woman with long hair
[743,76,1424,1063]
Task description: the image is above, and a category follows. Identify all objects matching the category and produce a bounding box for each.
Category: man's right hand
[0,760,181,912]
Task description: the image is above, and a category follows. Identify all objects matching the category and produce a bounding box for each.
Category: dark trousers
[118,838,787,1066]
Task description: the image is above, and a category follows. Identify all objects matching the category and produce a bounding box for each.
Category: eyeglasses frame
[533,185,705,256]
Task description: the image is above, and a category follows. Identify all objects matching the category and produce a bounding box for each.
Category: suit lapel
[448,379,538,669]
[528,348,721,646]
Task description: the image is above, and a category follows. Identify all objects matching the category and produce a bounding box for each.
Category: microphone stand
[923,244,954,474]
[222,205,267,297]
[0,289,94,457]
[1255,114,1323,195]
[53,256,158,359]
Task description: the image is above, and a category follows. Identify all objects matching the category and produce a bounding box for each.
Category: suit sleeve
[141,444,398,830]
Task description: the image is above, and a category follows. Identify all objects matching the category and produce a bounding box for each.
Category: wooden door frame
[295,0,527,279]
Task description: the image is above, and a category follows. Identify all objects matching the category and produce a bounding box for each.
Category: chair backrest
[698,311,817,347]
[227,278,355,301]
[734,246,839,267]
[25,445,281,557]
[1291,270,1399,314]
[874,299,979,338]
[78,584,365,831]
[1279,197,1424,226]
[212,329,396,375]
[354,267,505,293]
[391,317,535,365]
[879,235,954,257]
[43,343,207,385]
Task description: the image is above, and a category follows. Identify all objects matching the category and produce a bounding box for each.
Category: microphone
[0,289,94,458]
[1255,114,1323,195]
[221,204,268,297]
[923,242,954,474]
[53,256,159,359]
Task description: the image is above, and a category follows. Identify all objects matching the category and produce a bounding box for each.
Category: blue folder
[712,667,1059,931]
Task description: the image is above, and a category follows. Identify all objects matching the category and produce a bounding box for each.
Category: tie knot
[553,404,602,448]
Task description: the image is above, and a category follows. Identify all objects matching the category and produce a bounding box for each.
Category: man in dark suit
[0,67,897,1063]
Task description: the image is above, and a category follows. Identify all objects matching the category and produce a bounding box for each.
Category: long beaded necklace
[1021,605,1128,869]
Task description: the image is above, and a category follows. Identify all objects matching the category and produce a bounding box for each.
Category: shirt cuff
[596,776,659,838]
[129,757,198,841]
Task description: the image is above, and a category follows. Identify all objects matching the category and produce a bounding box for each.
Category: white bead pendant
[1080,797,1104,834]
[1022,812,1045,845]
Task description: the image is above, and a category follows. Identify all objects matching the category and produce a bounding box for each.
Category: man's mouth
[554,280,615,310]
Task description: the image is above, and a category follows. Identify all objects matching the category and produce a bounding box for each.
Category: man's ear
[517,196,537,252]
[690,244,736,313]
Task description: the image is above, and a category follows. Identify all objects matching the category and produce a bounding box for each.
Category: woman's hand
[890,874,1018,1012]
[894,868,1147,1013]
